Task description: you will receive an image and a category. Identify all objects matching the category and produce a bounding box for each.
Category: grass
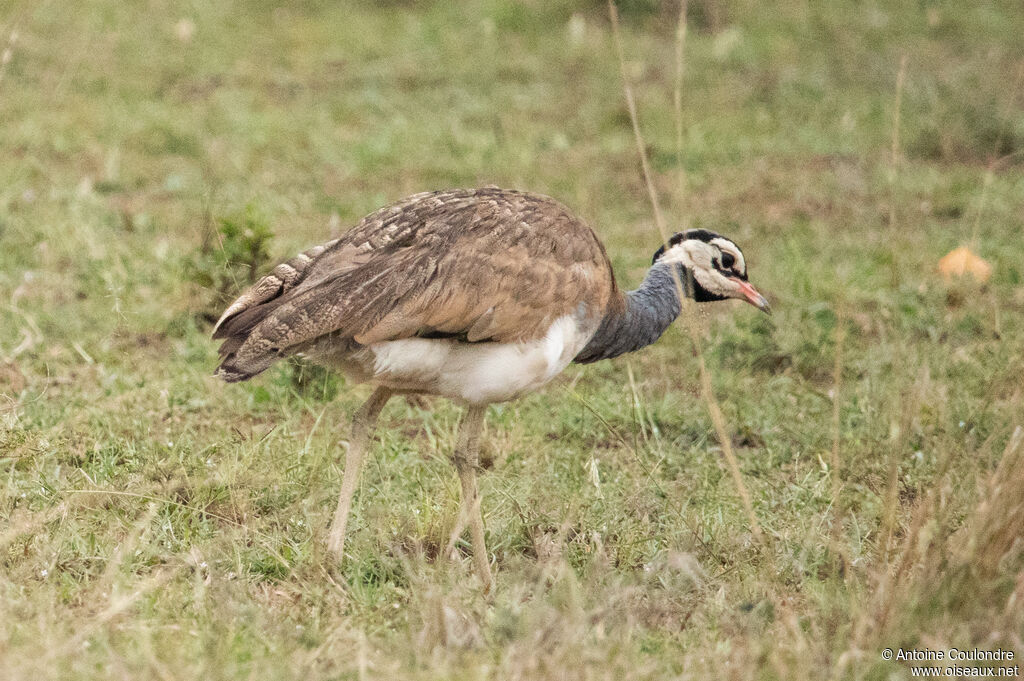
[1,0,1023,678]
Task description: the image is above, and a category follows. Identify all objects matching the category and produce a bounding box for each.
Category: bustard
[213,187,769,590]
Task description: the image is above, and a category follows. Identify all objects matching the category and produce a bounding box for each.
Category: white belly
[352,315,593,404]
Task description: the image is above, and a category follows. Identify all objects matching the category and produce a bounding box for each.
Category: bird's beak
[731,278,771,314]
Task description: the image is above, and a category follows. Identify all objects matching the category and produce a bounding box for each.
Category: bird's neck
[574,262,685,364]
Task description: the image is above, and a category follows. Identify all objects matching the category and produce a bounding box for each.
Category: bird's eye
[720,252,736,269]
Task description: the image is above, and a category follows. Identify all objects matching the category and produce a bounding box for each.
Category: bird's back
[213,188,619,382]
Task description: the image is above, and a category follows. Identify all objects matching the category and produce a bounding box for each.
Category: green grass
[2,1,1024,679]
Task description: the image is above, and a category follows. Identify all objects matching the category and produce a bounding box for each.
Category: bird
[212,187,770,590]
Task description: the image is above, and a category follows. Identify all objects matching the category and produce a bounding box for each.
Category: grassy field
[2,1,1023,679]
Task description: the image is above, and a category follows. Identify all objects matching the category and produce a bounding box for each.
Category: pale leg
[446,404,492,591]
[327,387,392,560]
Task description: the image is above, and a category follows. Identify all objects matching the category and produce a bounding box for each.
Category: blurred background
[1,2,1022,679]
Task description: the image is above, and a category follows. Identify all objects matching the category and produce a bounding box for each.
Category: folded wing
[213,188,616,382]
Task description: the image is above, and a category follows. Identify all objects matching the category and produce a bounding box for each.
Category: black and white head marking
[651,229,770,312]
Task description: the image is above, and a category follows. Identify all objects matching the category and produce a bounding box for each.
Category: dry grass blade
[674,0,688,211]
[965,425,1024,574]
[48,568,179,660]
[608,0,763,542]
[64,488,292,568]
[854,424,1024,653]
[879,369,923,561]
[98,502,158,588]
[888,54,908,228]
[625,361,649,446]
[0,28,18,89]
[608,1,666,236]
[826,307,849,573]
[829,308,845,505]
[0,503,66,551]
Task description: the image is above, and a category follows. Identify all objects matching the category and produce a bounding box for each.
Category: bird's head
[651,229,770,313]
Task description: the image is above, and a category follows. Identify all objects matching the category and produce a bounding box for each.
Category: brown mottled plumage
[214,187,618,383]
[212,187,769,590]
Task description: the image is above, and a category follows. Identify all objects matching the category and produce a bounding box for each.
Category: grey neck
[574,262,686,364]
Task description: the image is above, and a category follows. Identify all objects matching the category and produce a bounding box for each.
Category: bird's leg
[446,404,492,592]
[327,386,392,561]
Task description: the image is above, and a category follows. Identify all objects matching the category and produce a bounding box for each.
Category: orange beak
[731,278,771,314]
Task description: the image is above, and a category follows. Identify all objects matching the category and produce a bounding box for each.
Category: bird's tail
[213,302,287,382]
[214,361,258,383]
[211,239,340,382]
